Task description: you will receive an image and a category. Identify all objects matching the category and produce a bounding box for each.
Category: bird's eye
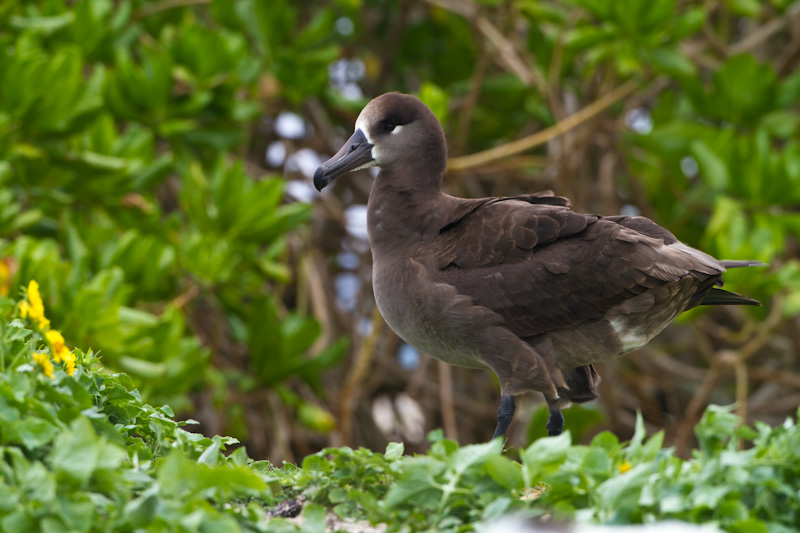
[384,123,396,132]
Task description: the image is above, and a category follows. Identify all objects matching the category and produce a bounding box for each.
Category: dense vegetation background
[2,0,800,467]
[3,0,800,530]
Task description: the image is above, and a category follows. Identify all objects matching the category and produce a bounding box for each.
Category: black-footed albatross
[314,92,762,441]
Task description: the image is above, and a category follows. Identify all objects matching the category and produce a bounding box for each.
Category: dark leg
[492,394,516,440]
[545,398,565,437]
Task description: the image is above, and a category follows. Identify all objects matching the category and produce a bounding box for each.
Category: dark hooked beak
[314,129,374,191]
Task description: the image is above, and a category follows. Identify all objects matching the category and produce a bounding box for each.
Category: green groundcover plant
[1,283,799,532]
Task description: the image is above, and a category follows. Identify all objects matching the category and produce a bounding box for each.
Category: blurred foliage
[1,0,800,460]
[2,2,800,528]
[0,0,346,455]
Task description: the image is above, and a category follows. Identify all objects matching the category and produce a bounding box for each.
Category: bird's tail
[701,260,765,306]
[721,260,768,269]
[700,287,761,306]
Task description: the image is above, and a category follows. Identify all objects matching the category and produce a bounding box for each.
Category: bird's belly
[535,295,690,369]
[607,317,654,353]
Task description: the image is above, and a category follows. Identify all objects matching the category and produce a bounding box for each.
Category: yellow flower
[46,330,66,363]
[20,282,77,377]
[0,260,9,297]
[32,352,55,379]
[22,280,50,329]
[57,346,72,366]
[62,351,76,376]
[26,280,44,312]
[45,329,64,346]
[45,329,76,375]
[619,461,632,473]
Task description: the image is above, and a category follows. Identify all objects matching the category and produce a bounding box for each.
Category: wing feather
[427,197,725,338]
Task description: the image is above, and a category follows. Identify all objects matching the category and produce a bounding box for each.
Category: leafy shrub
[290,406,800,532]
[2,285,799,532]
[4,0,800,498]
[0,0,345,453]
[0,283,274,531]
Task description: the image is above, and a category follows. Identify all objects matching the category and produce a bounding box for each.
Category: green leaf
[696,404,739,454]
[725,0,761,16]
[11,12,75,33]
[595,463,650,515]
[728,520,769,533]
[712,55,778,123]
[49,417,125,484]
[759,111,800,138]
[302,454,330,473]
[384,460,441,509]
[123,486,159,528]
[18,417,59,450]
[297,402,335,433]
[481,496,512,521]
[691,140,730,190]
[300,502,327,533]
[418,82,450,125]
[485,455,524,490]
[197,435,223,466]
[521,431,571,481]
[564,26,614,51]
[1,511,35,533]
[650,47,696,79]
[450,439,502,475]
[590,431,621,452]
[385,441,404,460]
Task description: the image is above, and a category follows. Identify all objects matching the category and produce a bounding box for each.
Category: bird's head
[314,92,447,191]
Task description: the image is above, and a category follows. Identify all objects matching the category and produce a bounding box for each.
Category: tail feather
[700,287,761,306]
[721,260,768,269]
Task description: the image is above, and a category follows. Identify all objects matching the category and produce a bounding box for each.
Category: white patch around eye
[389,124,404,135]
[355,115,374,144]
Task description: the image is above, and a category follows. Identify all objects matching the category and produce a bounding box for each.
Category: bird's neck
[367,168,444,254]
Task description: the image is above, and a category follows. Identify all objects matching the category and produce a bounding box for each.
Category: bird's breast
[372,256,493,370]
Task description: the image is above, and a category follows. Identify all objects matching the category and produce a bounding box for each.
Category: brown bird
[314,92,762,441]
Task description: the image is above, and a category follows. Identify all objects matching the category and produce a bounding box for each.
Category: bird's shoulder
[426,190,599,270]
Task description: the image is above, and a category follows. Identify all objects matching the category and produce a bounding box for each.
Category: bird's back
[426,195,732,366]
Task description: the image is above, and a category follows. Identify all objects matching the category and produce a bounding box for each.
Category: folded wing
[430,193,727,339]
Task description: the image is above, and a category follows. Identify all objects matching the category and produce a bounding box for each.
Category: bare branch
[422,0,545,90]
[447,79,638,171]
[729,2,800,56]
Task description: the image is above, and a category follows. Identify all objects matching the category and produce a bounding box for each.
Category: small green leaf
[725,0,761,16]
[197,435,223,466]
[485,455,524,490]
[302,454,330,473]
[418,82,450,125]
[691,140,730,190]
[19,418,59,450]
[650,47,696,79]
[385,442,404,460]
[384,460,441,509]
[300,502,327,533]
[11,13,75,33]
[49,417,125,484]
[521,431,571,473]
[728,520,769,533]
[481,496,512,521]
